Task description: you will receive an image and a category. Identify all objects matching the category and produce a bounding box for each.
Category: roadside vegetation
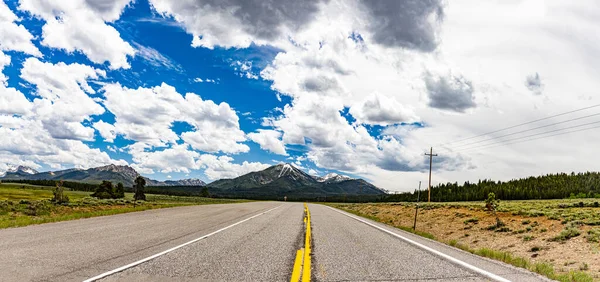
[330,195,600,281]
[0,181,248,229]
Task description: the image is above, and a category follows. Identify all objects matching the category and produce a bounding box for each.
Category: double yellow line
[290,203,311,282]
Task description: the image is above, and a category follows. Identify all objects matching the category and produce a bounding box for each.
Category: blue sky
[2,0,600,191]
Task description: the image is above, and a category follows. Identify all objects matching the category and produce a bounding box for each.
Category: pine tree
[114,182,125,199]
[134,176,146,201]
[92,181,114,199]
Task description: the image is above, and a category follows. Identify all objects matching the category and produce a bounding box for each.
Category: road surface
[0,202,549,281]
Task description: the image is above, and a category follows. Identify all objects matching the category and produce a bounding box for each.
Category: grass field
[331,199,600,282]
[0,183,248,229]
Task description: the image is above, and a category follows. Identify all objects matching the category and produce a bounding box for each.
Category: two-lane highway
[0,202,549,281]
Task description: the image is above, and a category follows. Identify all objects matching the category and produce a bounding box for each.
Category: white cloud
[232,60,258,80]
[0,117,127,169]
[20,58,105,141]
[197,154,269,180]
[349,92,419,126]
[194,78,216,83]
[93,120,117,142]
[247,129,287,155]
[0,0,41,56]
[19,0,135,69]
[0,52,32,116]
[101,82,249,153]
[129,144,200,174]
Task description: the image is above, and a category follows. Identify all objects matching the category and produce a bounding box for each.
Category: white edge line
[325,206,512,282]
[83,205,282,282]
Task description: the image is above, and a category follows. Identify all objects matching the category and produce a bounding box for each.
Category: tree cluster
[91,181,125,199]
[7,179,98,192]
[385,171,600,202]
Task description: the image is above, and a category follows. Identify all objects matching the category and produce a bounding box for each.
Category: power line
[438,103,600,147]
[464,123,600,153]
[447,112,600,150]
[456,120,600,152]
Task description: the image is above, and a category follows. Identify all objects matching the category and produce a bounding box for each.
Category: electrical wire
[456,120,600,152]
[448,112,600,150]
[438,103,600,147]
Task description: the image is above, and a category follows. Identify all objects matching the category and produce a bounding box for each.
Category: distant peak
[7,165,39,175]
[318,172,352,182]
[93,164,139,177]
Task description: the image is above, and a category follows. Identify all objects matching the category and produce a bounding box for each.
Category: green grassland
[0,183,248,229]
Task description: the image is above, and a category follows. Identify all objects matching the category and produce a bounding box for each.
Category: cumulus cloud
[525,72,544,95]
[197,154,270,180]
[247,129,287,155]
[0,117,127,169]
[359,0,444,51]
[101,82,249,153]
[0,0,41,56]
[149,0,324,49]
[349,92,419,126]
[19,0,135,69]
[93,120,117,142]
[129,144,201,174]
[424,71,476,113]
[20,58,105,141]
[148,0,445,53]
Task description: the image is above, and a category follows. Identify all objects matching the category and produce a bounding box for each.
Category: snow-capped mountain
[207,163,385,197]
[2,165,39,177]
[7,165,39,175]
[317,173,353,183]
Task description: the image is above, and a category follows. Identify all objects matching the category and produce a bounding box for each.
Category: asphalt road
[0,202,550,282]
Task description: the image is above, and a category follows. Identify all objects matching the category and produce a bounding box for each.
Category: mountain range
[0,164,205,187]
[1,163,386,198]
[207,163,386,198]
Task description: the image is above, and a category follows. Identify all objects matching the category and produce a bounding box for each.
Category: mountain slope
[1,164,205,187]
[207,163,385,198]
[1,166,39,178]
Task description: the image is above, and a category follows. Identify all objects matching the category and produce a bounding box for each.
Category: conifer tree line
[385,172,600,202]
[6,179,99,192]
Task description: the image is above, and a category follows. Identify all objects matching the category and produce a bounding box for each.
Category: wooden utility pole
[425,147,438,202]
[413,181,421,230]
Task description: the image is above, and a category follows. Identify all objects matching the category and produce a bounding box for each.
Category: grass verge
[0,183,249,229]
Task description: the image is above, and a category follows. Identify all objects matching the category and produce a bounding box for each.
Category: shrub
[485,192,498,212]
[551,227,581,242]
[587,228,600,243]
[522,219,531,225]
[51,181,69,204]
[464,217,479,224]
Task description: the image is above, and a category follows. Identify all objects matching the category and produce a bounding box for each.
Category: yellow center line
[290,203,312,282]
